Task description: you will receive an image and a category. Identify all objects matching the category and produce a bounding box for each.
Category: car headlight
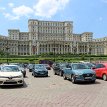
[0,76,6,78]
[16,75,23,78]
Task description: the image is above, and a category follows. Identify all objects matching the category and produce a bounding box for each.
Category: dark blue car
[32,64,48,77]
[63,63,96,83]
[53,63,68,76]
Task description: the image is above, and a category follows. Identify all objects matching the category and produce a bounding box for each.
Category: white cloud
[2,0,70,20]
[8,3,14,8]
[33,0,70,18]
[12,5,33,17]
[3,12,19,20]
[3,5,34,20]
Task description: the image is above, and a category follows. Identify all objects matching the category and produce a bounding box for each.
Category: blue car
[63,63,96,83]
[32,64,48,77]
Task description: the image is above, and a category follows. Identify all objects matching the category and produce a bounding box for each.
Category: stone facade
[0,19,107,55]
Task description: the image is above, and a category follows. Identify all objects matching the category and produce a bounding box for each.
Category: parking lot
[0,68,107,107]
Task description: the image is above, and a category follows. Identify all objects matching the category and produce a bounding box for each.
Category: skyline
[0,0,107,38]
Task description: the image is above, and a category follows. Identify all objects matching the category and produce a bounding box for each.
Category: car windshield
[60,64,67,68]
[72,64,89,70]
[35,65,45,69]
[44,64,49,67]
[1,66,20,72]
[86,63,95,68]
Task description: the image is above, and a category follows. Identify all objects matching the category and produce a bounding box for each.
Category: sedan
[9,63,26,77]
[0,65,24,86]
[63,63,96,84]
[92,63,107,81]
[28,64,34,72]
[32,64,48,77]
[44,64,51,70]
[18,64,26,77]
[53,63,68,76]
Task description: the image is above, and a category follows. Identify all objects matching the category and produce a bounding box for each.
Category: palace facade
[0,19,107,55]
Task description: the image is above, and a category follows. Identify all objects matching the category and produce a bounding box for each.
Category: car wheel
[102,74,107,81]
[59,71,62,76]
[54,71,57,75]
[71,75,76,84]
[24,74,26,78]
[46,75,48,77]
[63,74,67,80]
[91,80,95,83]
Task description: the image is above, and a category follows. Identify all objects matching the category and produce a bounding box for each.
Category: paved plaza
[0,69,107,107]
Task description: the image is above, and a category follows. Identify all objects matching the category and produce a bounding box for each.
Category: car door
[94,64,105,77]
[53,64,60,74]
[97,64,106,78]
[66,65,72,79]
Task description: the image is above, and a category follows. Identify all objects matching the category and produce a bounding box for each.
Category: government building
[0,19,107,56]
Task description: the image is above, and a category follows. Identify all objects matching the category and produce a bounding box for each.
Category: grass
[0,55,107,64]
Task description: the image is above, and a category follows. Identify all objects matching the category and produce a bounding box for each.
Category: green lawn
[0,54,107,63]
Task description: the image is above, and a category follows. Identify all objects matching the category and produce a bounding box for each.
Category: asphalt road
[0,69,107,107]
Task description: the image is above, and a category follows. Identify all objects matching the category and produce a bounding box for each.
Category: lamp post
[53,40,55,62]
[88,41,92,62]
[73,46,77,55]
[89,47,91,62]
[6,40,9,64]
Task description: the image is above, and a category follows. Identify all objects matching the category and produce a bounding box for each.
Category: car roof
[99,63,107,67]
[1,65,18,66]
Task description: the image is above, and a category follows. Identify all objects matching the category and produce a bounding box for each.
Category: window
[96,64,105,68]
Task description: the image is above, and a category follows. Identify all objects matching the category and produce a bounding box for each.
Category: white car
[0,65,24,86]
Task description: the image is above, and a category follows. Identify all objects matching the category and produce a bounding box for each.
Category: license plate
[85,77,92,79]
[40,73,44,74]
[6,80,15,82]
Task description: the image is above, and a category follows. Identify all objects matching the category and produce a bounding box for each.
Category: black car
[53,63,68,76]
[18,64,26,77]
[32,64,48,77]
[28,64,34,72]
[44,64,51,70]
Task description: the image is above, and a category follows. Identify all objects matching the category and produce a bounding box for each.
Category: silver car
[0,65,24,86]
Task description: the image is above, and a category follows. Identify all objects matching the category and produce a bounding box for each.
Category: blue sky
[0,0,107,38]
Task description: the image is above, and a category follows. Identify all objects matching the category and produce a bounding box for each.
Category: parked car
[44,64,51,70]
[17,64,26,77]
[28,64,34,72]
[9,63,26,77]
[81,62,95,69]
[0,65,24,86]
[92,63,107,81]
[32,64,48,77]
[63,63,96,83]
[39,60,53,67]
[53,63,68,76]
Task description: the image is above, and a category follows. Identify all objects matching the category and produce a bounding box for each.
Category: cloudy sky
[0,0,107,38]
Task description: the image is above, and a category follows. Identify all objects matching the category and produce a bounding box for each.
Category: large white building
[0,19,107,55]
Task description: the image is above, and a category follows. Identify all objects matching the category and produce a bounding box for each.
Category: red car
[93,63,107,81]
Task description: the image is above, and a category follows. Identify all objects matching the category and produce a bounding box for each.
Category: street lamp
[53,40,55,62]
[6,40,9,64]
[73,46,77,55]
[88,47,91,62]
